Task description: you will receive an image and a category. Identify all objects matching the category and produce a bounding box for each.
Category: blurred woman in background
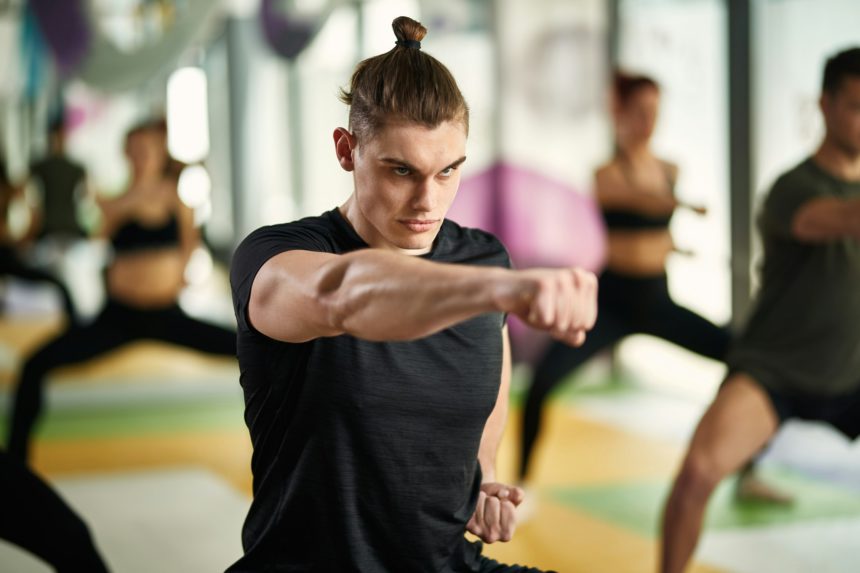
[519,71,731,483]
[6,120,236,461]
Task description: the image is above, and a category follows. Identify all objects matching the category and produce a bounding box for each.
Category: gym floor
[1,314,859,572]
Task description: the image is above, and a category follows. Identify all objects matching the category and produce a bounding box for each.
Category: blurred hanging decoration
[20,2,53,102]
[75,0,219,92]
[522,25,604,120]
[260,0,335,60]
[417,0,488,35]
[26,0,219,93]
[0,11,20,99]
[28,0,91,80]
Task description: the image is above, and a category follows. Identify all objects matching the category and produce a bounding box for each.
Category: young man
[228,17,597,572]
[660,46,860,573]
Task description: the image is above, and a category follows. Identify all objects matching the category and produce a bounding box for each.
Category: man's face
[336,120,467,254]
[823,76,860,157]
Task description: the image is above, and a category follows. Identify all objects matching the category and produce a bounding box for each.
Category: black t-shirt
[29,155,87,239]
[228,208,511,572]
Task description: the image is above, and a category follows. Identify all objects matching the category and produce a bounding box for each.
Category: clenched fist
[494,267,598,347]
[466,482,525,543]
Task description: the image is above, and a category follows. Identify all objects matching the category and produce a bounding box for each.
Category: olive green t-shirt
[727,158,860,396]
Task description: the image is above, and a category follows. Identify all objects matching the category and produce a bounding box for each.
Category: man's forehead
[833,76,860,98]
[367,126,465,164]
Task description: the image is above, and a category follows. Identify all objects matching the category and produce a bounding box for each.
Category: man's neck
[813,138,860,181]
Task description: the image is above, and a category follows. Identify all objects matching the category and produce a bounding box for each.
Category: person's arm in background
[595,164,706,217]
[173,182,199,274]
[792,196,860,241]
[19,174,44,245]
[7,179,40,248]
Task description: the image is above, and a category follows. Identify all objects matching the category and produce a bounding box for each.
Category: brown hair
[124,118,184,179]
[613,70,659,108]
[125,118,167,143]
[339,16,469,143]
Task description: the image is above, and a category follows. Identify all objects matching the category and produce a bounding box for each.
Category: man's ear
[333,127,356,172]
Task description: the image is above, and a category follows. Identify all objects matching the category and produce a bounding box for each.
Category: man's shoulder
[439,219,510,267]
[770,158,823,194]
[30,155,86,175]
[230,210,344,287]
[442,218,502,245]
[238,210,340,251]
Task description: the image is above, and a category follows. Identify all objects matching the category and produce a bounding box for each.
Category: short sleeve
[229,222,333,333]
[761,171,827,239]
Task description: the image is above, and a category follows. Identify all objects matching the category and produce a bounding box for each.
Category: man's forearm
[477,331,512,483]
[793,197,860,242]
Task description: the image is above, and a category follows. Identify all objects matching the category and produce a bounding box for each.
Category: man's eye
[394,167,411,176]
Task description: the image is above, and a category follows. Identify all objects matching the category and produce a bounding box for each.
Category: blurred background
[1,0,859,571]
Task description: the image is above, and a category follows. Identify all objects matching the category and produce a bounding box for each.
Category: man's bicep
[248,250,343,342]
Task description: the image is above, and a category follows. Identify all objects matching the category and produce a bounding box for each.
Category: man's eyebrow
[379,157,417,170]
[445,156,468,170]
[379,156,468,172]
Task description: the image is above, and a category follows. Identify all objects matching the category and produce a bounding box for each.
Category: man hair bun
[392,16,427,44]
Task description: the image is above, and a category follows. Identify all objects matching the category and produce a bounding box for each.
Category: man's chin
[391,234,436,254]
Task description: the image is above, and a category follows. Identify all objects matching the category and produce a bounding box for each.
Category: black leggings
[0,245,77,323]
[6,297,237,460]
[0,449,109,571]
[519,271,730,480]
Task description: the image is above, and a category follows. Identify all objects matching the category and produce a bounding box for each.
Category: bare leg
[660,373,780,573]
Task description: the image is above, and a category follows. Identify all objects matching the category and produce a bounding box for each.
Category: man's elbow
[314,258,359,334]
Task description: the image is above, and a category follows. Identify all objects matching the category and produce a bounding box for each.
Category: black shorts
[759,382,860,440]
[479,555,554,573]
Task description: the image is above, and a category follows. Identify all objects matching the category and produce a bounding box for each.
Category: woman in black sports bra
[518,72,732,483]
[6,120,236,461]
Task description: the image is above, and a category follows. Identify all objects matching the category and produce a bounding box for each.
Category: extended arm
[595,165,678,217]
[175,192,199,271]
[595,164,706,217]
[249,249,597,344]
[792,196,860,242]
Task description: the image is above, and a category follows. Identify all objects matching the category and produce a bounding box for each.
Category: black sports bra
[603,209,672,230]
[602,159,675,231]
[111,215,180,253]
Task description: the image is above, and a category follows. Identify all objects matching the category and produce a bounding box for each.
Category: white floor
[569,379,860,573]
[0,468,249,573]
